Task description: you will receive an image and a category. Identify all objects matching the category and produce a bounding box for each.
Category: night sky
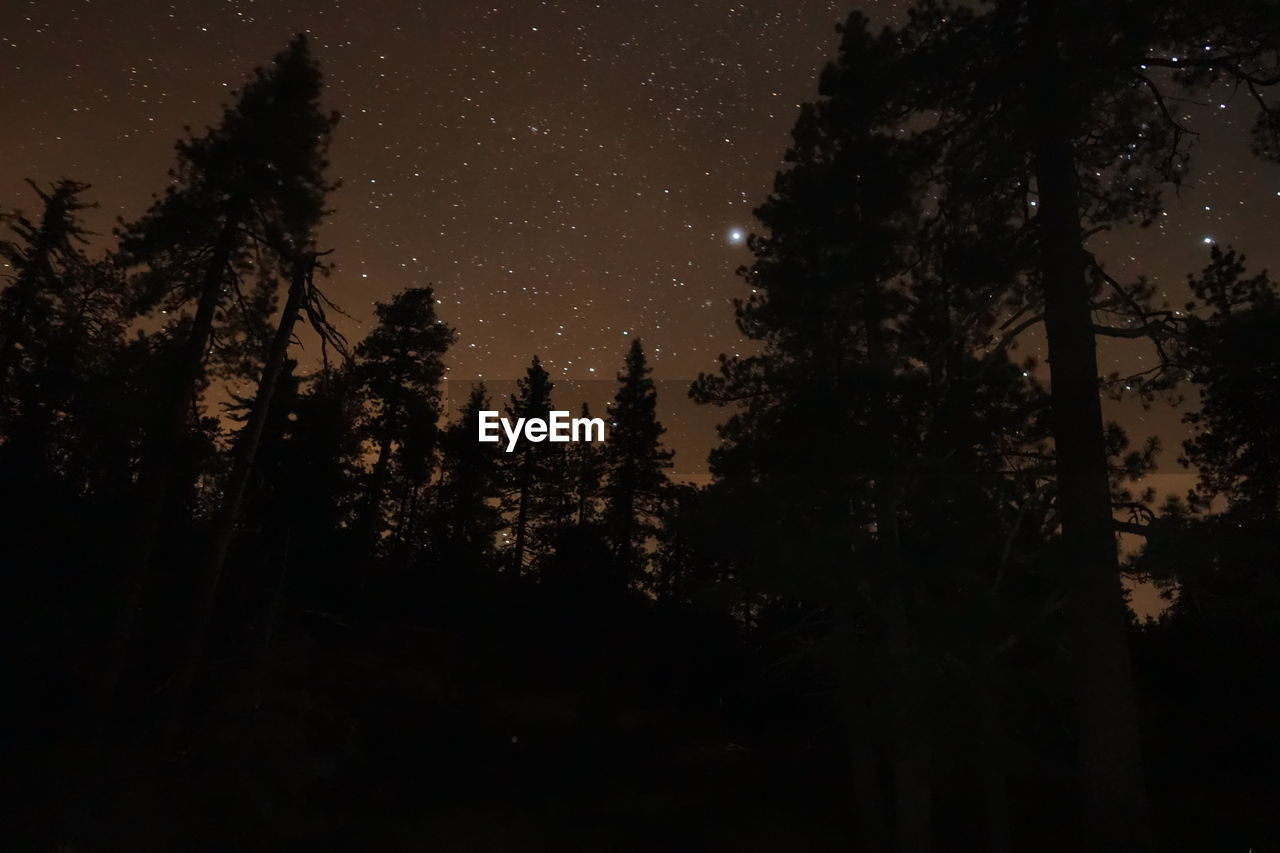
[3,0,1277,511]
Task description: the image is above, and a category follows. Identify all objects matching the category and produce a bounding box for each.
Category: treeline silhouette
[3,8,1280,852]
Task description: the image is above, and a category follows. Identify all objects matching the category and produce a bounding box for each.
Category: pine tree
[0,180,134,727]
[692,19,933,848]
[602,339,672,582]
[258,364,364,612]
[887,3,1280,845]
[0,180,99,403]
[0,180,127,486]
[426,383,504,573]
[565,401,606,526]
[691,14,1055,850]
[164,255,348,748]
[98,34,341,716]
[1179,247,1280,521]
[1126,248,1280,842]
[1133,248,1280,627]
[500,355,559,575]
[351,286,455,578]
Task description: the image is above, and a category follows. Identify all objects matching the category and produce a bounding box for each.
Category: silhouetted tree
[425,382,504,574]
[499,355,559,575]
[692,14,1061,850]
[1126,251,1280,849]
[0,180,128,494]
[258,364,364,611]
[565,401,606,526]
[99,34,341,714]
[0,180,101,399]
[692,17,940,848]
[165,253,349,747]
[351,286,454,584]
[1178,247,1280,520]
[601,340,672,584]
[1132,248,1280,617]
[881,2,1280,844]
[0,180,133,734]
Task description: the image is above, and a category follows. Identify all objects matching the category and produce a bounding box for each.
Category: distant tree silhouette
[424,382,504,574]
[565,401,606,526]
[499,355,560,575]
[1133,247,1280,615]
[651,483,724,605]
[0,180,102,399]
[255,364,363,612]
[601,339,672,584]
[351,286,454,587]
[0,180,127,492]
[0,180,133,733]
[1127,247,1280,848]
[1178,247,1280,521]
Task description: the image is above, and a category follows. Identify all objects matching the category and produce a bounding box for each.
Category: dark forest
[4,3,1280,851]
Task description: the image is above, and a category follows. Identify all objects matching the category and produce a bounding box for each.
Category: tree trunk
[391,482,421,573]
[351,402,398,610]
[613,479,636,575]
[249,525,291,711]
[977,657,1012,853]
[862,278,932,853]
[882,573,931,853]
[511,476,530,575]
[1027,2,1152,848]
[847,678,891,853]
[364,427,395,542]
[161,255,311,752]
[92,210,242,718]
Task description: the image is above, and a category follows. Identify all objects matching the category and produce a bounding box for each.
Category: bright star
[727,227,746,245]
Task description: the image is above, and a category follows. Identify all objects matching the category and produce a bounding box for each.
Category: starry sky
[3,0,1278,508]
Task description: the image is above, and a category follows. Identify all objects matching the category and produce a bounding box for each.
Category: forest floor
[9,616,1277,851]
[10,619,863,852]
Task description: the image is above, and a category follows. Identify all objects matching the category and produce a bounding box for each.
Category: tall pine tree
[602,339,672,583]
[98,34,341,715]
[351,286,455,586]
[500,355,560,575]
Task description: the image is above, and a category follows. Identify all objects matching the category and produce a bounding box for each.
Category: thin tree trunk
[343,399,403,623]
[852,739,888,851]
[614,481,636,575]
[1027,2,1151,848]
[978,657,1012,853]
[576,481,589,526]
[353,413,397,604]
[511,476,530,575]
[393,482,421,571]
[862,278,932,853]
[161,255,311,752]
[882,574,931,853]
[365,429,395,534]
[249,525,291,711]
[92,211,242,718]
[846,671,890,853]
